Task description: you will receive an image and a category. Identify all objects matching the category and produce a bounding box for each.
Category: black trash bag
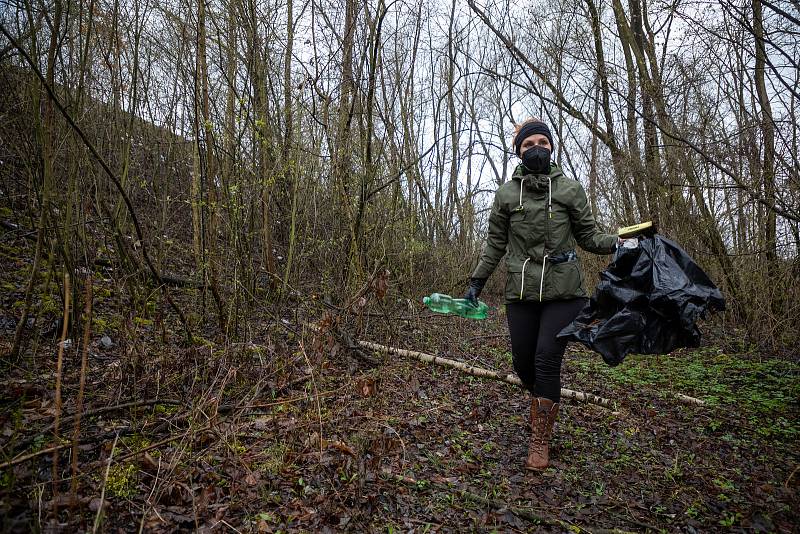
[558,234,725,366]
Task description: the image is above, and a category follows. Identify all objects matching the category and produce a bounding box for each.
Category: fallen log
[358,339,706,407]
[356,339,617,410]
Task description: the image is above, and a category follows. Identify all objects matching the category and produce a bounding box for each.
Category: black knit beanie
[514,121,554,156]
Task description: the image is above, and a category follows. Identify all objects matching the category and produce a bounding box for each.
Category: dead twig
[335,326,380,366]
[92,433,119,534]
[299,330,324,461]
[1,443,73,470]
[785,464,799,489]
[9,398,182,453]
[52,273,71,512]
[71,276,93,502]
[223,388,343,412]
[607,508,661,532]
[110,424,213,467]
[0,427,140,471]
[468,333,509,341]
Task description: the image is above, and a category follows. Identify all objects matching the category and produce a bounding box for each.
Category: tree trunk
[752,0,777,263]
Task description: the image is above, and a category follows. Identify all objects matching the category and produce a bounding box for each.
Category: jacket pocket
[505,271,522,302]
[545,260,584,299]
[509,209,531,245]
[504,261,544,301]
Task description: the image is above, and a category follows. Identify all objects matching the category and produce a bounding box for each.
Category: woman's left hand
[464,278,486,306]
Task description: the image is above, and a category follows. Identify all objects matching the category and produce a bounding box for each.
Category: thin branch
[6,398,182,454]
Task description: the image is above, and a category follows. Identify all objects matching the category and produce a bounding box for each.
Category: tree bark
[752,0,777,263]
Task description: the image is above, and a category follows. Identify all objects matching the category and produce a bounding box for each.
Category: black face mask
[521,146,551,174]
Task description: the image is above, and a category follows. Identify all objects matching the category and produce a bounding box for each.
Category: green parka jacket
[471,163,618,302]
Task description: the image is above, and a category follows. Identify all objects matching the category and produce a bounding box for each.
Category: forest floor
[1,229,799,533]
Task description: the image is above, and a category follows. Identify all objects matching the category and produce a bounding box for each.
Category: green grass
[570,348,799,441]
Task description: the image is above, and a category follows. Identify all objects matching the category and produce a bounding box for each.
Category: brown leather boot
[525,397,559,470]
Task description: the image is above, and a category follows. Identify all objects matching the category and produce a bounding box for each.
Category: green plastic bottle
[422,293,489,320]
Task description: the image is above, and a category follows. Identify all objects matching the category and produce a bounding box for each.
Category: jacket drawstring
[518,178,526,209]
[519,257,531,300]
[539,254,549,301]
[519,256,550,301]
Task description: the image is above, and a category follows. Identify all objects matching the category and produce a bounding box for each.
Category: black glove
[463,278,487,307]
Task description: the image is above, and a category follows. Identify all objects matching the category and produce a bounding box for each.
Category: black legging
[506,298,587,403]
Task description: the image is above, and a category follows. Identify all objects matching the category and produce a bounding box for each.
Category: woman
[464,118,618,470]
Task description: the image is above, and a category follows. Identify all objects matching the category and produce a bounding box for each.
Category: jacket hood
[512,162,564,180]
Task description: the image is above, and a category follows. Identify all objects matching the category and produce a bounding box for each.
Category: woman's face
[519,133,552,155]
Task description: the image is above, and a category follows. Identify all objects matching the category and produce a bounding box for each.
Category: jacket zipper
[519,174,554,301]
[518,177,529,300]
[540,176,552,301]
